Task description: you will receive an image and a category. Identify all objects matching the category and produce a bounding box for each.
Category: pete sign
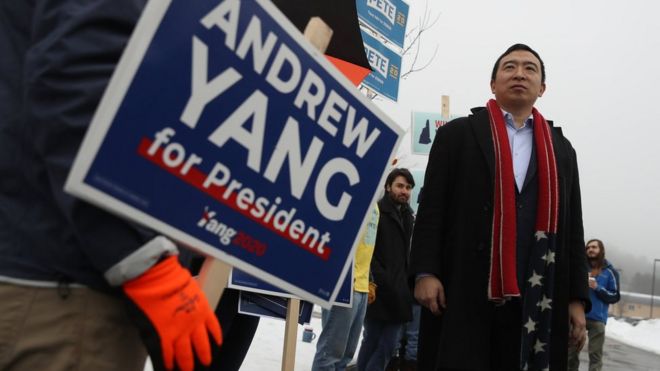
[65,0,402,307]
[357,0,409,48]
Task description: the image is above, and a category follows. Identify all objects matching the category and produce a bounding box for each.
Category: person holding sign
[0,2,221,371]
[358,169,415,371]
[410,44,591,371]
[312,205,379,371]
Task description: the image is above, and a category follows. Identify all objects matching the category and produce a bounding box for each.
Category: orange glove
[368,281,377,304]
[123,256,222,371]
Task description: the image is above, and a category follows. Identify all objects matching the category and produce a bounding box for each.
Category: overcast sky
[372,0,660,261]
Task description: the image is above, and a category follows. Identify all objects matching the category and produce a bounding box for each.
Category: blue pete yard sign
[65,0,402,307]
[361,30,402,101]
[356,0,409,48]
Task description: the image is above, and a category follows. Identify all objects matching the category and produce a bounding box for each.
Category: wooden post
[281,298,301,371]
[441,95,450,118]
[198,257,232,310]
[279,16,333,371]
[303,17,333,55]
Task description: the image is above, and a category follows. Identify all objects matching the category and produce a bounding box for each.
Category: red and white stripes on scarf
[486,99,559,302]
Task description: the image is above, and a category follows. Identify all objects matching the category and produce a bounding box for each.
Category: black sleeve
[565,145,591,312]
[24,0,169,278]
[409,121,454,280]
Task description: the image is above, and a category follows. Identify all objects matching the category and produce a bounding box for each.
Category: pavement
[576,337,660,371]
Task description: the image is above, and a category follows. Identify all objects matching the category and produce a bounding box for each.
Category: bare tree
[400,1,439,80]
[361,1,439,100]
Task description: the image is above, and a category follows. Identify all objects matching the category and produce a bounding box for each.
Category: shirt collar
[501,108,534,130]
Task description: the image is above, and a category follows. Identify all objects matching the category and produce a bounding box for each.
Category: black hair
[491,43,546,83]
[385,168,414,191]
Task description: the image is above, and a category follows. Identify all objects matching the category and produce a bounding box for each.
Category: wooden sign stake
[441,95,450,118]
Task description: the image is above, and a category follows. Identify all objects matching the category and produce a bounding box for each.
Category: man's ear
[538,83,546,97]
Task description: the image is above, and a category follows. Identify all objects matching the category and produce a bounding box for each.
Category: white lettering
[342,106,380,158]
[264,117,324,199]
[201,0,240,50]
[367,0,396,24]
[208,90,268,172]
[235,15,278,74]
[364,44,389,78]
[265,43,302,94]
[203,162,232,188]
[317,90,347,137]
[293,69,326,120]
[314,158,359,221]
[147,127,175,155]
[180,37,242,128]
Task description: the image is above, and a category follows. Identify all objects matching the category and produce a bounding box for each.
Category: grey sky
[372,0,660,260]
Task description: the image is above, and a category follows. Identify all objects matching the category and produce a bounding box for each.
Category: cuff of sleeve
[415,273,435,282]
[104,236,178,286]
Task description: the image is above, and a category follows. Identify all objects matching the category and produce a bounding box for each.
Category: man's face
[586,242,601,259]
[490,50,546,109]
[386,175,412,205]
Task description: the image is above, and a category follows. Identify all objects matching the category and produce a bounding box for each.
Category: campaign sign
[411,111,456,155]
[361,30,402,102]
[356,0,409,48]
[230,265,353,307]
[238,291,314,325]
[64,0,402,307]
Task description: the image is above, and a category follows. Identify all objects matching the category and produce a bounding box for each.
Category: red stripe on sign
[137,137,332,260]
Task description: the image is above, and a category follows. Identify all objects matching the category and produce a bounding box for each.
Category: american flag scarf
[486,99,559,370]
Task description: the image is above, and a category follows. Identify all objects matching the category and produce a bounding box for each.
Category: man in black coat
[410,44,590,371]
[357,168,415,371]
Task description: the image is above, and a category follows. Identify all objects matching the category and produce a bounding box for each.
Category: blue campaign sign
[238,291,314,325]
[361,30,402,102]
[229,265,353,307]
[356,0,409,48]
[64,0,402,307]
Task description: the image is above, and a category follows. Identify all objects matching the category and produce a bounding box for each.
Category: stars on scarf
[534,339,546,354]
[537,295,553,311]
[528,271,543,287]
[524,317,537,334]
[541,250,555,265]
[535,231,547,241]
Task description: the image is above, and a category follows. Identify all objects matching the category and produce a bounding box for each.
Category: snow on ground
[605,318,660,355]
[241,311,322,370]
[145,315,660,370]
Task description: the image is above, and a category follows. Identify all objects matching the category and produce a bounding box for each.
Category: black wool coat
[409,107,590,371]
[366,195,415,323]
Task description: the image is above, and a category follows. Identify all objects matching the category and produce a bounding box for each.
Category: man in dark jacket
[410,44,591,371]
[568,239,620,371]
[357,168,415,371]
[0,1,221,370]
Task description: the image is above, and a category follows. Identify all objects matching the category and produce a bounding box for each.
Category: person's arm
[25,2,221,370]
[568,301,587,351]
[594,268,620,304]
[26,0,168,282]
[565,145,590,310]
[564,143,589,348]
